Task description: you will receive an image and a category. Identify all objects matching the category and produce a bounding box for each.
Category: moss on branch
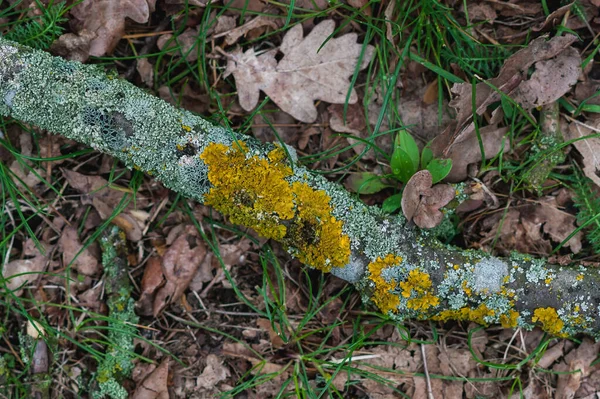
[1,36,599,339]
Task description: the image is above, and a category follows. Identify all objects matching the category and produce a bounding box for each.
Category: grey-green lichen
[93,228,138,399]
[4,36,600,338]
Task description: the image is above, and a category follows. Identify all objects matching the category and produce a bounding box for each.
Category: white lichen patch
[330,253,365,283]
[472,257,508,293]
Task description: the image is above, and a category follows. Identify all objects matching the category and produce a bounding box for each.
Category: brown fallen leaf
[257,318,285,349]
[482,196,583,255]
[136,58,154,87]
[59,226,100,276]
[510,47,581,109]
[135,256,165,316]
[225,20,375,122]
[401,170,455,229]
[554,338,600,399]
[328,103,373,159]
[50,29,96,62]
[158,85,211,116]
[564,119,600,188]
[445,125,510,182]
[466,3,497,22]
[131,359,169,399]
[2,256,47,296]
[252,109,299,146]
[71,0,156,56]
[218,15,281,46]
[196,354,231,390]
[153,225,207,316]
[157,28,199,62]
[574,64,600,106]
[433,35,578,159]
[509,380,549,399]
[523,197,583,253]
[62,169,147,241]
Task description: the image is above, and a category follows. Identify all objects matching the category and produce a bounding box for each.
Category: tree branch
[1,36,598,338]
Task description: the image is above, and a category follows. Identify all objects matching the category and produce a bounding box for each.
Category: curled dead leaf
[402,170,455,229]
[63,169,147,241]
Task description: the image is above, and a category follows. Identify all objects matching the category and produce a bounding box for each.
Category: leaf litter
[5,2,600,398]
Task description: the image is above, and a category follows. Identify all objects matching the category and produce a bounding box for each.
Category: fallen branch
[1,36,598,338]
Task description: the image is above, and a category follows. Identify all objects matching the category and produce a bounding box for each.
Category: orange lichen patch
[200,142,351,271]
[532,307,567,337]
[407,292,440,311]
[500,309,520,328]
[200,142,294,240]
[367,254,403,314]
[400,269,432,297]
[287,182,351,271]
[462,280,472,296]
[433,304,496,325]
[399,269,440,311]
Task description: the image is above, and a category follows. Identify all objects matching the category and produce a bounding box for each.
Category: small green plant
[347,130,452,214]
[4,0,68,51]
[572,169,600,255]
[390,130,452,185]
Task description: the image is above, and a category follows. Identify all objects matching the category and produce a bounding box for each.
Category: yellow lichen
[576,273,584,281]
[399,269,440,311]
[367,254,403,314]
[200,142,351,271]
[532,307,567,337]
[407,293,440,311]
[462,280,472,296]
[287,182,351,271]
[499,309,520,328]
[433,304,496,325]
[200,142,294,240]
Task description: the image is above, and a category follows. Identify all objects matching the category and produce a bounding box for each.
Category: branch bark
[1,36,598,338]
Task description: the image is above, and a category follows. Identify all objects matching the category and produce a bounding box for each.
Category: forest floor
[2,0,600,398]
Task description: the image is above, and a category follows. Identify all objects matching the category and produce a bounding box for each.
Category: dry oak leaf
[71,0,156,57]
[401,170,455,229]
[225,20,375,123]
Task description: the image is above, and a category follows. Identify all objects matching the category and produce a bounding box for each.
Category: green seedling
[390,130,452,185]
